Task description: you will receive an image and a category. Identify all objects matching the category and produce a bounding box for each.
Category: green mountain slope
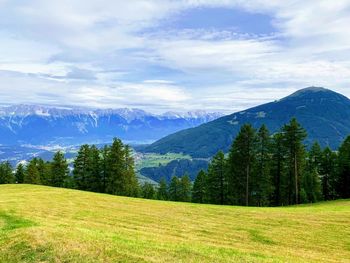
[144,87,350,157]
[0,185,349,262]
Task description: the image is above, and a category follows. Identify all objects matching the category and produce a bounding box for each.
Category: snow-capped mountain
[0,104,223,146]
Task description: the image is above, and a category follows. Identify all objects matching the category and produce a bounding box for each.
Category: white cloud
[1,0,350,113]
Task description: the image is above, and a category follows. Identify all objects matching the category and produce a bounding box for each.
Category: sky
[1,0,350,113]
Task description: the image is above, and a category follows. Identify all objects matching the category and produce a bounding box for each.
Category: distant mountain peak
[282,87,348,101]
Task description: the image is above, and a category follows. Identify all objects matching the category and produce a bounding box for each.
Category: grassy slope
[0,185,349,263]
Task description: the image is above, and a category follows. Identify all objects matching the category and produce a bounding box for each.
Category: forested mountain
[144,87,350,157]
[0,105,222,146]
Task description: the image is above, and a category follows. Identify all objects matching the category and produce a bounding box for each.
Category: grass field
[0,185,349,262]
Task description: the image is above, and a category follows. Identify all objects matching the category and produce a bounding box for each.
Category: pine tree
[100,145,110,193]
[24,158,41,184]
[157,177,168,200]
[207,151,227,205]
[0,162,14,184]
[141,183,156,199]
[88,145,101,192]
[51,151,69,187]
[227,124,257,206]
[179,174,192,202]
[123,145,139,197]
[192,170,207,203]
[320,147,338,200]
[281,118,307,205]
[106,139,124,195]
[303,142,323,203]
[337,136,350,198]
[254,125,273,206]
[308,142,322,173]
[270,132,285,206]
[169,176,180,201]
[15,163,25,184]
[37,158,51,185]
[73,144,91,190]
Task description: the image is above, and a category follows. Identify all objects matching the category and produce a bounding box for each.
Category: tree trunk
[294,152,298,204]
[246,163,249,206]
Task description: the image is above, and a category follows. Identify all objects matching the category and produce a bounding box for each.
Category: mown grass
[0,185,349,262]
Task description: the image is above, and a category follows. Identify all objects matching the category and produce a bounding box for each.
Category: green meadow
[0,184,349,262]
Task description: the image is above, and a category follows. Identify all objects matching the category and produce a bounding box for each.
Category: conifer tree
[106,139,125,195]
[270,132,285,206]
[123,145,139,197]
[320,147,338,200]
[88,145,101,192]
[15,163,25,184]
[254,125,273,206]
[37,158,51,185]
[0,161,14,184]
[227,124,257,206]
[337,136,350,198]
[207,151,227,205]
[157,177,168,200]
[50,151,69,187]
[73,145,91,190]
[303,142,323,202]
[169,176,180,201]
[24,158,41,184]
[192,170,207,203]
[141,183,156,199]
[281,118,307,204]
[100,145,110,193]
[179,174,192,202]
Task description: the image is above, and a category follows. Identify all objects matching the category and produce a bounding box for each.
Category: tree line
[137,118,349,206]
[0,139,139,197]
[0,118,349,206]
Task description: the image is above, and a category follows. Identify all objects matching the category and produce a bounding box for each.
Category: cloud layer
[1,0,350,113]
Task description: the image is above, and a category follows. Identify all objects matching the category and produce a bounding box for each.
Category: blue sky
[1,0,350,113]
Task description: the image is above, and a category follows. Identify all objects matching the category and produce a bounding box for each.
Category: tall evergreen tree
[24,158,41,184]
[337,136,350,198]
[192,170,207,203]
[73,145,91,190]
[179,174,192,202]
[270,132,285,206]
[157,177,168,200]
[106,139,125,195]
[0,162,14,184]
[100,145,110,193]
[254,125,273,206]
[123,145,139,197]
[227,124,257,206]
[169,176,180,201]
[37,158,51,185]
[320,147,338,200]
[15,163,25,184]
[207,151,227,205]
[50,151,69,187]
[303,142,323,203]
[281,118,307,205]
[141,183,156,199]
[88,145,102,192]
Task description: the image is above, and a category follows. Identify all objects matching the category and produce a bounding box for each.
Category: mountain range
[143,87,350,158]
[0,105,223,146]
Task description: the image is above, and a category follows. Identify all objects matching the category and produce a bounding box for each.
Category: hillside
[0,185,349,262]
[144,87,350,157]
[0,105,222,146]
